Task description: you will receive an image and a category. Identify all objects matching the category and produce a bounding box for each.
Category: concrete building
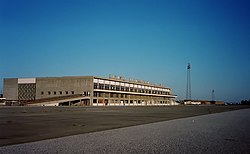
[3,76,177,106]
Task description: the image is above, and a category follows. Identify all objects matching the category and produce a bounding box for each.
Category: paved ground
[0,108,249,154]
[0,105,249,146]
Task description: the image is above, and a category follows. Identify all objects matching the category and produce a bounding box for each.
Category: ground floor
[92,92,175,106]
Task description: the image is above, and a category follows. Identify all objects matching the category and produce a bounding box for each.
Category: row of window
[93,99,170,104]
[41,91,75,95]
[94,83,170,95]
[93,92,169,99]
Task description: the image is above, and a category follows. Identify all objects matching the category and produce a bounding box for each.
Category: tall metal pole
[186,63,191,100]
[212,89,215,101]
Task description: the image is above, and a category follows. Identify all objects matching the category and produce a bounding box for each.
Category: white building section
[18,78,36,84]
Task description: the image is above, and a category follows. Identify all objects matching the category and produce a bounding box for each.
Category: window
[105,84,110,90]
[65,91,68,95]
[111,85,115,90]
[83,91,90,96]
[41,91,44,95]
[125,87,129,92]
[99,84,104,89]
[116,86,120,91]
[54,91,56,95]
[94,83,98,89]
[121,86,124,91]
[93,99,97,103]
[48,91,51,95]
[71,91,74,94]
[60,91,62,95]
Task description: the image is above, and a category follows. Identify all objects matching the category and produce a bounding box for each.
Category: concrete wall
[36,76,93,99]
[3,78,18,100]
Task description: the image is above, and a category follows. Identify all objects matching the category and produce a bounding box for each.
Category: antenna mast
[212,89,215,101]
[186,63,191,100]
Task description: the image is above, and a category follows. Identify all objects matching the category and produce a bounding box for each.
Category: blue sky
[1,0,250,102]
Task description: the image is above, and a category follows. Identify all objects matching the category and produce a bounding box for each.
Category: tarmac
[0,108,249,154]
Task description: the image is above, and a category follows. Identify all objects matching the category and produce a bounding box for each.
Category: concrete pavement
[0,108,249,154]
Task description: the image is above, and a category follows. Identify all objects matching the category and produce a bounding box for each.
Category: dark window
[121,86,124,91]
[125,87,129,91]
[65,91,68,95]
[105,84,110,90]
[94,83,98,89]
[93,99,97,103]
[60,91,62,95]
[48,91,51,95]
[72,91,74,94]
[54,91,56,95]
[111,85,115,90]
[41,91,44,95]
[99,84,104,89]
[116,86,120,91]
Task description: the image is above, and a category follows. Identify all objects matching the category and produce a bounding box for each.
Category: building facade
[3,76,177,106]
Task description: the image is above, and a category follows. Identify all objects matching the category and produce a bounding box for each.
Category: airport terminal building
[3,76,177,106]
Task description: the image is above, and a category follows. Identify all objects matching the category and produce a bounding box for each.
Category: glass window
[99,84,104,89]
[65,91,68,95]
[125,87,129,91]
[121,86,124,91]
[41,91,44,95]
[54,91,56,95]
[72,91,74,94]
[94,83,98,89]
[116,86,120,91]
[105,84,110,90]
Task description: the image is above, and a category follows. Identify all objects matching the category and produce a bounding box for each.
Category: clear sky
[1,0,250,102]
